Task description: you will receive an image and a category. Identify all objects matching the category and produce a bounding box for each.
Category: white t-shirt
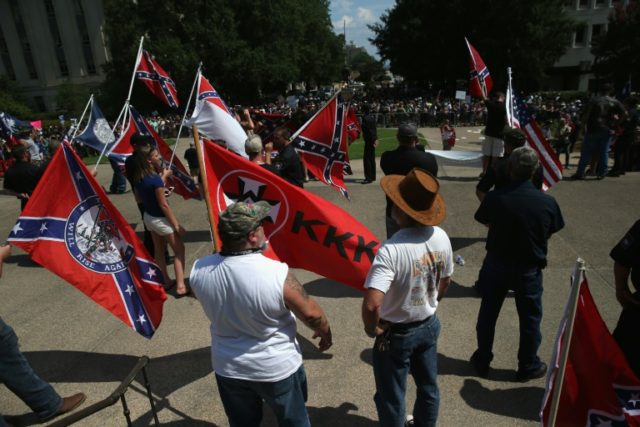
[365,226,454,323]
[190,252,302,382]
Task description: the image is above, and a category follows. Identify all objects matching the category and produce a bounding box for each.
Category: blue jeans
[215,365,310,427]
[0,318,62,421]
[474,255,544,372]
[575,127,612,177]
[109,159,127,193]
[373,315,441,427]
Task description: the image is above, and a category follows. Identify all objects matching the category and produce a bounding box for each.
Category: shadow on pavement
[304,278,363,299]
[438,176,482,182]
[444,280,479,299]
[308,403,377,426]
[459,379,544,421]
[449,236,485,251]
[3,254,40,268]
[298,334,333,360]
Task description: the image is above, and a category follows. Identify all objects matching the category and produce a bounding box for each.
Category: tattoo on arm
[285,273,309,300]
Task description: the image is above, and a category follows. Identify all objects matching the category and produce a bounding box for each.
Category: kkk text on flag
[292,93,350,198]
[465,38,493,98]
[185,72,248,157]
[107,105,200,200]
[541,275,640,426]
[508,90,563,190]
[74,100,116,153]
[201,139,380,290]
[135,50,180,109]
[7,142,167,338]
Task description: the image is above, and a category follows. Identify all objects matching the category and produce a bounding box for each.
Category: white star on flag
[39,223,48,233]
[629,392,640,406]
[75,171,83,180]
[146,267,157,279]
[137,314,147,324]
[239,177,265,199]
[125,285,135,296]
[12,222,23,235]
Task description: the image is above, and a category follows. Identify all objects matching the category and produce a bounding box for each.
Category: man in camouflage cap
[190,201,332,426]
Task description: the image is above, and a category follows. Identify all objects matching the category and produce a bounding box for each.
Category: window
[72,0,96,75]
[0,26,16,80]
[44,0,69,77]
[9,0,37,79]
[574,25,587,46]
[591,24,605,39]
[34,96,46,112]
[595,0,608,7]
[578,0,590,8]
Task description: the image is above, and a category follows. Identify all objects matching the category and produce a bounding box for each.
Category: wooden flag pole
[547,258,586,426]
[192,125,219,253]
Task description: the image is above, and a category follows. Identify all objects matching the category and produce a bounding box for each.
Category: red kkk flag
[465,38,493,98]
[540,274,640,426]
[135,50,180,108]
[107,105,200,201]
[201,139,380,290]
[346,106,361,144]
[508,87,563,190]
[7,142,167,338]
[185,71,248,157]
[292,93,350,199]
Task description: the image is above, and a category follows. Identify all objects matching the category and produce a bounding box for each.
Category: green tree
[345,43,384,82]
[55,83,91,118]
[0,76,34,117]
[369,0,576,92]
[591,1,640,91]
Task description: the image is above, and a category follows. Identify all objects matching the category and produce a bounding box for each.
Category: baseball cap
[397,123,418,138]
[218,201,271,240]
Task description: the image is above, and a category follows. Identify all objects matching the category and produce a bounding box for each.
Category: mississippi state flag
[74,99,115,153]
[7,143,167,338]
[541,274,640,426]
[135,50,180,108]
[201,139,380,290]
[465,38,493,98]
[107,105,200,200]
[292,93,350,198]
[185,72,248,157]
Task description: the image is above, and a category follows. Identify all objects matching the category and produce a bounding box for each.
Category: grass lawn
[348,128,431,160]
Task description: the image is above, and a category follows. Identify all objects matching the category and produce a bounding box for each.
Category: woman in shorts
[133,148,188,296]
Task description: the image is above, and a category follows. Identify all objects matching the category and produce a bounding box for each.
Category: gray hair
[508,146,539,181]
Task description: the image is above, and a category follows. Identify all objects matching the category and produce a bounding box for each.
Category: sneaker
[405,414,415,426]
[569,173,584,180]
[516,362,547,382]
[470,352,490,378]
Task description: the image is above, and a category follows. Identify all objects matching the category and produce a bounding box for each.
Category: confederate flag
[540,274,640,426]
[250,110,295,145]
[292,93,350,199]
[465,38,493,98]
[7,142,167,338]
[135,50,180,109]
[201,139,380,291]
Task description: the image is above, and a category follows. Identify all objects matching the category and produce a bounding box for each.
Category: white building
[546,0,629,91]
[0,0,109,112]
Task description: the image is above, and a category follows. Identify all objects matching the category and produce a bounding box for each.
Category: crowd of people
[1,83,639,426]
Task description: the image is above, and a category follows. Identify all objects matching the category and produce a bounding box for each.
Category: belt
[381,315,432,332]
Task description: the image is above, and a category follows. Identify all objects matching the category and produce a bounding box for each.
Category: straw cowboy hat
[380,168,446,226]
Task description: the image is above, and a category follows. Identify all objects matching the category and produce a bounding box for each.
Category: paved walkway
[0,128,637,426]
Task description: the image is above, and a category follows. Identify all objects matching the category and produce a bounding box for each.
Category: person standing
[608,96,638,177]
[609,220,640,378]
[361,105,378,184]
[481,92,507,177]
[183,142,199,181]
[471,147,564,381]
[439,119,456,151]
[380,123,438,239]
[1,146,46,211]
[272,127,305,188]
[190,202,332,427]
[0,245,86,425]
[363,169,453,427]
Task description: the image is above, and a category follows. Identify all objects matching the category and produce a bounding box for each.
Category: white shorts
[143,212,174,236]
[482,136,505,157]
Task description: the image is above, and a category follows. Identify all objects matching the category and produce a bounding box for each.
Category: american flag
[135,50,180,109]
[507,90,563,190]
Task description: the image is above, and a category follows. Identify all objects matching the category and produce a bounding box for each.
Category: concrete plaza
[0,127,637,426]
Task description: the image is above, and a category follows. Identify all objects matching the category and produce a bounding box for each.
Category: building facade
[546,0,628,92]
[0,0,109,112]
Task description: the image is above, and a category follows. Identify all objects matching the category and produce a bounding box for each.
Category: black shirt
[184,147,198,169]
[610,220,640,292]
[124,152,139,187]
[477,157,544,194]
[362,113,378,145]
[484,99,507,138]
[273,143,304,188]
[380,145,438,216]
[475,180,564,268]
[3,161,46,210]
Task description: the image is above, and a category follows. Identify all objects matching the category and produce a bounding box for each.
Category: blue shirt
[136,174,165,217]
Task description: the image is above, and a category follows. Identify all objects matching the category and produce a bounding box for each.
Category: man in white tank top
[362,169,453,427]
[190,201,332,427]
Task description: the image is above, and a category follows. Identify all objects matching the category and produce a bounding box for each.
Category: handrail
[48,356,159,427]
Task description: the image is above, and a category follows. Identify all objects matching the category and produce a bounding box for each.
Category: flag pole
[547,258,586,427]
[465,37,487,99]
[125,36,144,104]
[94,101,129,171]
[69,94,94,143]
[192,125,219,252]
[169,62,201,167]
[290,90,342,141]
[507,67,514,128]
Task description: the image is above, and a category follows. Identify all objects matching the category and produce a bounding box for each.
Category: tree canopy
[345,43,384,82]
[591,1,640,92]
[100,0,344,115]
[369,0,576,93]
